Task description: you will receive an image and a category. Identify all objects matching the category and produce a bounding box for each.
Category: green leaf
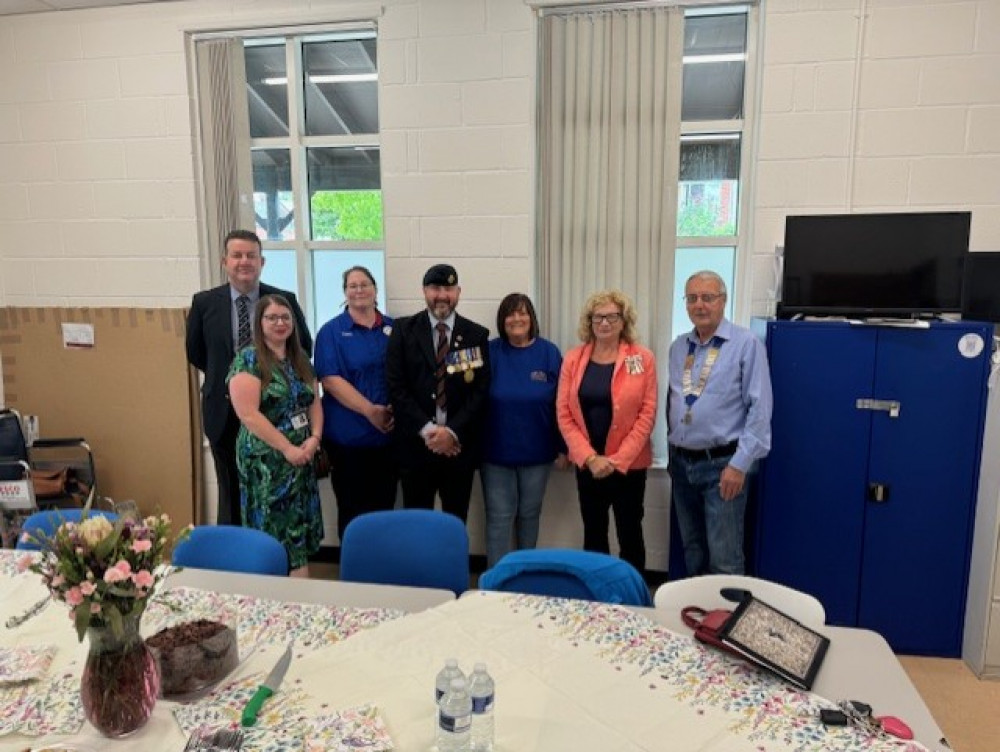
[74,603,90,642]
[106,605,124,641]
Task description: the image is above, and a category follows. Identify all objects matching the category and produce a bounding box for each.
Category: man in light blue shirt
[666,270,772,575]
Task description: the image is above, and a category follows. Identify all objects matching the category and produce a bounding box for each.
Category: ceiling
[0,0,176,16]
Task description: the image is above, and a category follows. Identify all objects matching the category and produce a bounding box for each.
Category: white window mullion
[285,37,312,317]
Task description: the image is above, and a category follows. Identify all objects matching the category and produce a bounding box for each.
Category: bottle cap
[445,658,458,668]
[474,662,487,672]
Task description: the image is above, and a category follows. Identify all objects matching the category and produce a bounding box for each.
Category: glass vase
[80,612,160,737]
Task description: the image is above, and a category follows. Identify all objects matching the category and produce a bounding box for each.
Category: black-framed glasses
[684,293,724,305]
[591,313,622,325]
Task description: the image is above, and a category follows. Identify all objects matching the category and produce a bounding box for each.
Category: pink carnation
[133,570,155,589]
[131,539,152,553]
[65,587,84,606]
[80,581,96,596]
[51,574,66,588]
[116,559,133,575]
[16,554,34,572]
[103,566,129,584]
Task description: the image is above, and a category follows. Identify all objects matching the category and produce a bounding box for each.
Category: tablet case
[717,596,830,690]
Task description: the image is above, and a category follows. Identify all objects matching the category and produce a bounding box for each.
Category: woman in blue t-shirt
[314,266,397,540]
[481,293,566,567]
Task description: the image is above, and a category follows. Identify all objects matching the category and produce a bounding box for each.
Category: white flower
[76,516,114,547]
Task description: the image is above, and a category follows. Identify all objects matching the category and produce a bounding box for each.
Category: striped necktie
[435,321,449,411]
[236,295,252,350]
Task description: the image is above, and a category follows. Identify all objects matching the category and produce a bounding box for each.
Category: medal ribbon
[682,336,723,409]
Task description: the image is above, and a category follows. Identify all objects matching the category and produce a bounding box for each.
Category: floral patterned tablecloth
[0,549,403,750]
[0,550,927,752]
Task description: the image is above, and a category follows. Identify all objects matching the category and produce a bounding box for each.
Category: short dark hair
[223,230,262,255]
[496,293,539,343]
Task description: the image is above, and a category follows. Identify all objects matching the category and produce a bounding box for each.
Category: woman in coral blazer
[556,289,658,573]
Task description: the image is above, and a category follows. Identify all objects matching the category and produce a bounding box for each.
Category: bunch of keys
[818,700,914,740]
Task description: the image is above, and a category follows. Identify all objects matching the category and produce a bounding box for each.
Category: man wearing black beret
[385,264,490,521]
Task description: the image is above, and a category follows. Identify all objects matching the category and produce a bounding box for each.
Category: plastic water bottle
[436,677,472,751]
[468,662,495,751]
[435,658,465,703]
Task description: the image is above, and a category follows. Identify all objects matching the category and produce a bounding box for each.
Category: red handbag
[681,606,740,656]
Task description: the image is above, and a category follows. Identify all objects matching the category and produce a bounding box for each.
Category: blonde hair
[576,289,639,344]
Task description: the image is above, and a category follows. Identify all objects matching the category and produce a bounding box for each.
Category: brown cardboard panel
[0,307,197,528]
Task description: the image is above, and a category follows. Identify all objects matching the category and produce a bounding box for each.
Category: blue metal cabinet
[756,320,991,656]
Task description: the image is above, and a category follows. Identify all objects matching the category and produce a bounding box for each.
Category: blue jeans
[480,462,552,568]
[669,451,747,575]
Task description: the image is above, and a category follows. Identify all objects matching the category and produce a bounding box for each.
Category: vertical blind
[537,6,680,351]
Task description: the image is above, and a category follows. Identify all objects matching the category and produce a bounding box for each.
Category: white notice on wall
[61,322,95,349]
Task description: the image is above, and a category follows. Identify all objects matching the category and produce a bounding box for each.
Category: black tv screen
[780,211,970,317]
[962,252,1000,323]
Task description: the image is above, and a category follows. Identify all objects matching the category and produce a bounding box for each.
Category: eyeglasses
[346,282,373,291]
[262,314,293,324]
[590,313,622,325]
[684,293,724,305]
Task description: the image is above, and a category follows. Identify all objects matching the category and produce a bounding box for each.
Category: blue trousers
[669,451,747,575]
[480,462,552,568]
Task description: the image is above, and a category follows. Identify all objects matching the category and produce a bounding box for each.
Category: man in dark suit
[385,264,490,522]
[185,229,312,525]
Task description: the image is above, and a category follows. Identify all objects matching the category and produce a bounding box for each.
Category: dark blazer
[185,282,312,444]
[385,311,490,468]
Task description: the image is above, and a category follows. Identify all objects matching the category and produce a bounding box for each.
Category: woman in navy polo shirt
[314,266,397,540]
[481,293,566,567]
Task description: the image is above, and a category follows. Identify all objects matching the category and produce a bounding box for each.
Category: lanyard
[681,336,723,422]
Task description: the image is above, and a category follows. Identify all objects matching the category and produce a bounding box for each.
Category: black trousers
[323,440,399,540]
[209,410,243,526]
[575,467,647,573]
[399,451,476,523]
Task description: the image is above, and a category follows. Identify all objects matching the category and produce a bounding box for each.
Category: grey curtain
[537,6,680,350]
[194,38,253,286]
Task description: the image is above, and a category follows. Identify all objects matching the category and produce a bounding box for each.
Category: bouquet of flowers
[18,511,192,641]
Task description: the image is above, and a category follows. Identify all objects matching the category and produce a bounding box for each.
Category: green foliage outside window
[311,190,383,241]
[677,199,735,237]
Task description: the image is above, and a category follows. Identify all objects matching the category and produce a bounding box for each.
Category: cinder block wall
[1,0,998,571]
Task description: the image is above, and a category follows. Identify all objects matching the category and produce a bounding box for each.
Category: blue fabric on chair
[479,548,653,606]
[16,509,120,551]
[340,509,469,595]
[171,525,289,576]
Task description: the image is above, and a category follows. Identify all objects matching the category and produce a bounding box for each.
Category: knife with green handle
[241,641,293,727]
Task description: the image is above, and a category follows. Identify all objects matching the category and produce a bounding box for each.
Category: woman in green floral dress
[227,294,324,572]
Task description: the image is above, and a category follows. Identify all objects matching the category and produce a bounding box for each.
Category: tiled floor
[308,564,998,751]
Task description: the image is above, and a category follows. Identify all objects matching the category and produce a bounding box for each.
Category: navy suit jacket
[385,310,490,468]
[185,282,312,444]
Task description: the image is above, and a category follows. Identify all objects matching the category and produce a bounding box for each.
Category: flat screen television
[962,252,1000,323]
[779,211,970,318]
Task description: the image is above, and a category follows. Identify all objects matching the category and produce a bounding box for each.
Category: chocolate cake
[146,619,238,697]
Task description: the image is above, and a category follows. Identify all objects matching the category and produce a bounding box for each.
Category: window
[672,6,751,340]
[243,30,384,333]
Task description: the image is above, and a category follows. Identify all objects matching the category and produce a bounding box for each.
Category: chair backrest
[653,574,826,626]
[479,549,653,607]
[171,525,290,576]
[0,409,28,480]
[340,510,469,595]
[16,508,120,551]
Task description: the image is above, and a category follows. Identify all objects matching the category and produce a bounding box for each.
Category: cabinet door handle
[856,398,901,417]
[868,483,890,503]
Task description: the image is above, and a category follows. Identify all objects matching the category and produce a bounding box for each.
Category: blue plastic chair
[340,510,469,595]
[171,525,289,576]
[479,548,653,606]
[15,509,119,551]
